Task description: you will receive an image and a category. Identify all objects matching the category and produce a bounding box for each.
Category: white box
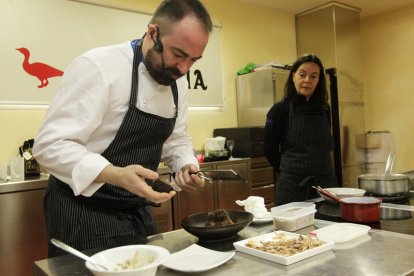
[271,202,316,231]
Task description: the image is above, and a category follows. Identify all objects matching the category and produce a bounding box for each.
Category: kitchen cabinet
[250,157,275,208]
[0,177,48,276]
[172,158,251,229]
[215,161,250,210]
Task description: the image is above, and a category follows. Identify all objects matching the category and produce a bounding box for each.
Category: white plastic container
[271,202,316,231]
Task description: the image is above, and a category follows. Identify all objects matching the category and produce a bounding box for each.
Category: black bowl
[181,210,253,242]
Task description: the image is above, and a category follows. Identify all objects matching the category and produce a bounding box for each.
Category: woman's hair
[284,54,328,107]
[150,0,212,35]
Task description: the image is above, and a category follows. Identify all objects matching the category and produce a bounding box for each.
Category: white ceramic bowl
[318,187,366,202]
[85,245,170,276]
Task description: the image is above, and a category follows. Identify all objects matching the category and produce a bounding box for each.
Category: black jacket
[264,94,331,172]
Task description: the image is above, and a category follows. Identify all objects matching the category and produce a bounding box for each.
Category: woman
[264,54,338,205]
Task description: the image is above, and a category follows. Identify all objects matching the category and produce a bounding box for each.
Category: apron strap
[130,39,179,118]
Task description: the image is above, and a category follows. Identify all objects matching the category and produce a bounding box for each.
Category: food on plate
[245,232,325,256]
[113,250,154,271]
[205,209,235,226]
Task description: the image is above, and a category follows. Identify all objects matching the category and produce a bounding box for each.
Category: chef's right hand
[95,164,176,203]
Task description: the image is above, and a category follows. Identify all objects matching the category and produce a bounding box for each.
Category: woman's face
[292,62,320,100]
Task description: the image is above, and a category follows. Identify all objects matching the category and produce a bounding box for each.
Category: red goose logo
[16,47,64,88]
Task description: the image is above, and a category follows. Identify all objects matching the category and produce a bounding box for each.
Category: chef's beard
[144,48,184,86]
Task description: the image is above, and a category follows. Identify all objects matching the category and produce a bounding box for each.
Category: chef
[264,54,338,205]
[33,0,212,257]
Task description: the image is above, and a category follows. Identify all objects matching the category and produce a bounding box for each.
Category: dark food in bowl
[206,209,235,226]
[181,210,253,242]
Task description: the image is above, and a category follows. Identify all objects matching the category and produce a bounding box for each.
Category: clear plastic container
[271,202,316,231]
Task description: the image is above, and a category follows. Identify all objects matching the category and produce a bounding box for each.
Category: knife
[152,169,246,193]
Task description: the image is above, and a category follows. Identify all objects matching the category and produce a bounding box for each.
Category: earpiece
[153,26,163,53]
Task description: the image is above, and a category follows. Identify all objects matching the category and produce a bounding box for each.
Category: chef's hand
[95,164,176,203]
[172,164,205,192]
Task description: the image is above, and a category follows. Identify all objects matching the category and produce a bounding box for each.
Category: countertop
[33,219,414,275]
[0,174,48,194]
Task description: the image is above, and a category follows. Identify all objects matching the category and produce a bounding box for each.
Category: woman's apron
[275,101,337,205]
[45,39,178,257]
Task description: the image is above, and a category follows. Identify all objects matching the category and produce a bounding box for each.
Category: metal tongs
[170,169,246,183]
[194,171,213,182]
[194,169,246,182]
[154,169,246,193]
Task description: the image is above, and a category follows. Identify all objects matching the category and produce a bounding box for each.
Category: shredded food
[245,233,325,257]
[113,250,154,271]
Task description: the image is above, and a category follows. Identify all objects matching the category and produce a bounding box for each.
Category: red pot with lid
[314,186,382,223]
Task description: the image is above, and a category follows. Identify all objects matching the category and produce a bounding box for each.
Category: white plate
[162,244,235,272]
[233,231,334,265]
[310,223,371,243]
[251,211,273,225]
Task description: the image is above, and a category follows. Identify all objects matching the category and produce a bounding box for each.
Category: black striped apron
[275,102,337,205]
[44,39,178,257]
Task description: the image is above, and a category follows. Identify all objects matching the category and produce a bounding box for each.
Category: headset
[153,26,164,53]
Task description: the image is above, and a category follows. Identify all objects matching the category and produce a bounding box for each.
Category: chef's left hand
[173,164,205,192]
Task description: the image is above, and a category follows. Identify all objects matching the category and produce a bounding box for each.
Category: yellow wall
[0,0,296,164]
[3,0,414,174]
[360,3,414,172]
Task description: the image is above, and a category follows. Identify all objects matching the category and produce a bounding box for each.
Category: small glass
[10,156,24,182]
[226,139,235,159]
[0,164,8,183]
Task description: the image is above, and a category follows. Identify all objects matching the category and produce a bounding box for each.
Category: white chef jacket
[33,41,198,197]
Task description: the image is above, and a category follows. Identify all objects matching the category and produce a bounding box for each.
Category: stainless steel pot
[358,153,410,196]
[358,173,409,196]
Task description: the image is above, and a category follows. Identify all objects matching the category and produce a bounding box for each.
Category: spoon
[50,238,109,271]
[384,153,395,179]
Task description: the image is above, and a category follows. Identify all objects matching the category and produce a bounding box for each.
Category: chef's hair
[150,0,212,36]
[285,53,329,108]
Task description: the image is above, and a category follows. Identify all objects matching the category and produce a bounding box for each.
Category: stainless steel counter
[33,219,414,276]
[0,174,48,194]
[0,164,176,194]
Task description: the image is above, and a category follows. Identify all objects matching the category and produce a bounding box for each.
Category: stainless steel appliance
[236,68,288,128]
